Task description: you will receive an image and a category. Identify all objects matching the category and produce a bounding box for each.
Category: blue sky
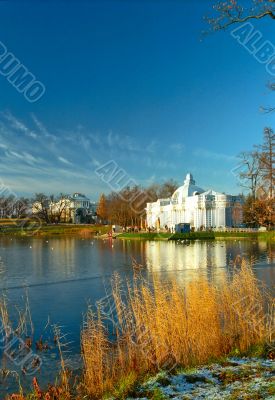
[0,0,274,200]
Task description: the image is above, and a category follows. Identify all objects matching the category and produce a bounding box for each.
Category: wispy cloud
[1,111,37,138]
[169,143,184,154]
[58,156,72,165]
[0,111,185,197]
[193,148,237,163]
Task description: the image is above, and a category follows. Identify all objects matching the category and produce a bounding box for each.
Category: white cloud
[1,111,37,138]
[58,156,72,165]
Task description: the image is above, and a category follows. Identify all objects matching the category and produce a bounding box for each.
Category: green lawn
[117,232,172,240]
[117,231,275,241]
[0,223,111,236]
[0,223,273,240]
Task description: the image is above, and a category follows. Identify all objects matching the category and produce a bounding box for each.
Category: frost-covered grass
[128,358,275,400]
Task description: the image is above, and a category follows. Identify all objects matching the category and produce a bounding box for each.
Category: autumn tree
[243,195,275,227]
[238,129,274,228]
[105,180,178,227]
[97,194,108,223]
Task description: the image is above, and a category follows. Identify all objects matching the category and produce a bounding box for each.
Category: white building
[32,193,97,223]
[146,173,243,230]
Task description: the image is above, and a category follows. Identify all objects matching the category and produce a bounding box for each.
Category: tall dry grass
[81,262,275,398]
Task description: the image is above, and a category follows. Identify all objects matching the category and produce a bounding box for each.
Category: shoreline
[0,223,273,241]
[116,231,275,241]
[0,223,111,237]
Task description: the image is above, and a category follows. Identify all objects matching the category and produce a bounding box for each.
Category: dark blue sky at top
[0,0,274,199]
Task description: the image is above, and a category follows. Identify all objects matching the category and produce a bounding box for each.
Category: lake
[0,236,274,394]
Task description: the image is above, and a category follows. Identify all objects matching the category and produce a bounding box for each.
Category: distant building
[146,173,243,231]
[32,193,98,224]
[69,193,91,223]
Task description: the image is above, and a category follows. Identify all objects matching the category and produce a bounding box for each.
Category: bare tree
[13,197,30,218]
[258,127,275,198]
[32,193,50,223]
[0,195,16,218]
[237,151,261,199]
[206,1,275,32]
[157,179,178,198]
[49,193,70,223]
[206,1,275,111]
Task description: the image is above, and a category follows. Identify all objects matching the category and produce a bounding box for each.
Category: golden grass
[81,262,274,398]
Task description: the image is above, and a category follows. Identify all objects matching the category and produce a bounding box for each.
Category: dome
[171,173,205,204]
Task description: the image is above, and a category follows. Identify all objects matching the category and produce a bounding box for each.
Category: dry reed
[81,262,275,398]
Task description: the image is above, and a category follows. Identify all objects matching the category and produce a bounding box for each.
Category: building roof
[201,189,224,197]
[70,193,90,201]
[171,173,205,204]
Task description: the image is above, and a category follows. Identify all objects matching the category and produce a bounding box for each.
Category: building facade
[146,173,243,230]
[32,193,98,223]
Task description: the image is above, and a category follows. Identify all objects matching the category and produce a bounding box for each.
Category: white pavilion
[146,173,243,230]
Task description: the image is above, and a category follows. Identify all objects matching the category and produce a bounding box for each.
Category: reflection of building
[32,193,98,223]
[146,173,243,230]
[145,241,227,272]
[144,240,229,286]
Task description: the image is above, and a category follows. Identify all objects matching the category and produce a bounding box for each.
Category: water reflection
[0,237,274,290]
[141,239,274,286]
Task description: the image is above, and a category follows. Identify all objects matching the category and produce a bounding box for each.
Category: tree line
[96,180,178,227]
[0,193,77,223]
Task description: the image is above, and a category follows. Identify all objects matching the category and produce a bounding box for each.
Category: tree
[50,194,70,223]
[13,197,30,218]
[32,193,51,223]
[237,129,274,228]
[97,194,108,223]
[104,180,179,227]
[257,127,275,198]
[206,1,275,110]
[243,195,274,227]
[236,151,261,199]
[0,195,16,218]
[157,179,178,198]
[206,1,275,32]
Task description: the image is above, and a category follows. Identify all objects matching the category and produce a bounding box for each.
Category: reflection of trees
[266,241,275,263]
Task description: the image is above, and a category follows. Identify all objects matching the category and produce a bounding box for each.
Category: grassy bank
[117,232,172,240]
[5,263,275,399]
[117,230,275,241]
[0,222,111,236]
